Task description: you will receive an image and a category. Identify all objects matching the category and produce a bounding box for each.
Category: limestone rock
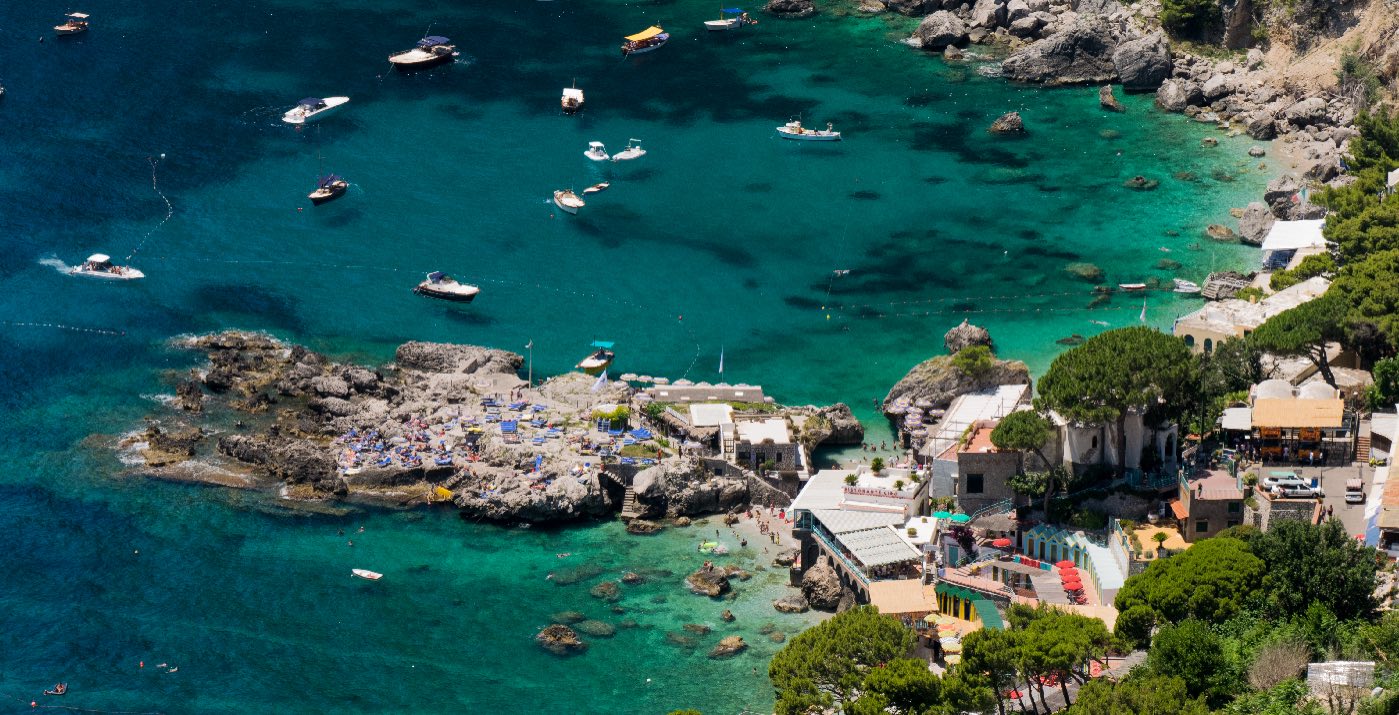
[589,581,622,602]
[683,623,713,634]
[1001,16,1120,86]
[632,458,749,519]
[175,379,204,412]
[801,403,865,450]
[710,635,748,658]
[1099,85,1125,112]
[1264,175,1301,215]
[1246,113,1277,140]
[1237,201,1274,246]
[621,572,644,585]
[142,425,204,466]
[773,592,811,613]
[626,519,664,535]
[944,45,965,60]
[1155,79,1188,112]
[882,352,1031,417]
[970,0,1007,28]
[885,0,942,14]
[1201,73,1234,101]
[989,111,1026,134]
[575,620,616,638]
[1112,31,1170,91]
[774,549,800,567]
[801,562,844,611]
[721,609,736,622]
[914,11,969,50]
[1248,146,1267,157]
[1284,97,1328,127]
[765,0,816,16]
[1246,48,1263,69]
[686,564,734,597]
[536,624,586,655]
[393,341,523,376]
[1005,0,1031,22]
[944,319,993,353]
[1206,224,1237,241]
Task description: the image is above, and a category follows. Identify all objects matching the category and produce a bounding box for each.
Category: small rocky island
[124,331,862,524]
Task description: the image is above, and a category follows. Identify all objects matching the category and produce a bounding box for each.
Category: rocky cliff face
[632,458,749,519]
[883,354,1031,417]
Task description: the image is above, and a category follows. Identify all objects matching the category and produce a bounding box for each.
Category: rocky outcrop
[1263,175,1302,216]
[686,564,733,597]
[912,11,968,51]
[575,620,616,638]
[632,458,748,519]
[944,319,993,354]
[882,354,1031,418]
[710,636,748,658]
[774,549,799,567]
[1154,79,1189,112]
[989,111,1025,134]
[1099,85,1124,112]
[1001,17,1120,87]
[765,0,816,16]
[801,562,845,611]
[799,403,865,452]
[626,519,664,535]
[590,581,622,601]
[536,624,586,655]
[1237,201,1275,245]
[970,0,1007,28]
[142,425,204,467]
[175,379,203,412]
[1111,31,1170,91]
[393,342,522,376]
[773,593,811,613]
[1284,97,1329,127]
[452,468,613,523]
[885,0,941,14]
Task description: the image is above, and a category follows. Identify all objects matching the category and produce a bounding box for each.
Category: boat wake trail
[126,155,173,262]
[38,256,73,274]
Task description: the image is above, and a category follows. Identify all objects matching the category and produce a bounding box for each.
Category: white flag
[1139,299,1147,323]
[525,340,533,350]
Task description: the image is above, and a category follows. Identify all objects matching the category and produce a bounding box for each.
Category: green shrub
[951,345,995,379]
[1160,0,1220,37]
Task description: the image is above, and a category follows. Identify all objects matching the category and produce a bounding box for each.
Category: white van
[1346,478,1366,504]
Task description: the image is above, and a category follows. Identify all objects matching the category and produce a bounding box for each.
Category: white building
[1172,276,1331,355]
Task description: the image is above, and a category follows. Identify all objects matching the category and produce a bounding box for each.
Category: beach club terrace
[1172,276,1331,355]
[1219,378,1356,465]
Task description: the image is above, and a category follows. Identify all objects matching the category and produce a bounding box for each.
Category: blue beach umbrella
[932,510,952,520]
[950,513,972,524]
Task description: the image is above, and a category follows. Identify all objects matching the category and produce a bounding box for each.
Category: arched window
[1184,334,1195,348]
[1204,338,1214,354]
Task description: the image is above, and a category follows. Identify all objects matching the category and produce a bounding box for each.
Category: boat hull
[71,267,144,280]
[562,100,582,115]
[282,97,349,125]
[621,36,669,55]
[584,150,610,161]
[309,184,347,205]
[416,287,478,303]
[553,192,584,214]
[352,569,383,581]
[578,360,613,375]
[389,51,456,70]
[705,19,739,30]
[776,128,841,141]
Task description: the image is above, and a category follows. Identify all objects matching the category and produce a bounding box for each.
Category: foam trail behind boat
[38,256,74,274]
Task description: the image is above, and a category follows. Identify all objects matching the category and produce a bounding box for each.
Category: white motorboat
[1173,278,1201,294]
[776,120,841,141]
[70,254,144,280]
[388,36,458,70]
[582,182,609,195]
[553,189,585,214]
[282,96,349,125]
[1118,283,1147,292]
[705,8,752,31]
[308,174,348,205]
[611,138,646,162]
[55,12,89,35]
[576,341,615,375]
[584,141,610,161]
[415,271,480,302]
[621,26,669,55]
[352,569,383,581]
[561,83,584,114]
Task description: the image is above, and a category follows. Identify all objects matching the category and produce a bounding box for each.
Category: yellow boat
[621,25,669,56]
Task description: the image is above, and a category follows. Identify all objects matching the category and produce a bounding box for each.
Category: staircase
[619,486,642,520]
[1357,434,1372,464]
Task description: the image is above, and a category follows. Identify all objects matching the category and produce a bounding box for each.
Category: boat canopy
[722,8,744,13]
[427,271,447,282]
[624,26,664,42]
[590,340,615,349]
[563,88,583,99]
[67,12,89,18]
[418,35,450,47]
[588,141,606,148]
[87,253,111,263]
[318,174,343,186]
[298,97,324,107]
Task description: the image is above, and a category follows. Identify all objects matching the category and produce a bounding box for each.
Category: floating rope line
[2,321,126,336]
[125,155,173,262]
[0,690,163,714]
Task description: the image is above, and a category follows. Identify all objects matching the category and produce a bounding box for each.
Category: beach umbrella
[950,513,972,524]
[1055,560,1076,569]
[991,538,1013,548]
[1062,576,1083,587]
[944,654,962,665]
[942,641,963,654]
[1059,567,1079,579]
[923,613,939,623]
[932,510,952,520]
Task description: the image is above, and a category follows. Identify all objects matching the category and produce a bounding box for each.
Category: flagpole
[527,339,534,388]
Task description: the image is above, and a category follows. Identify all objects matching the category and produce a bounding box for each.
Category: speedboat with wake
[776,119,841,141]
[584,141,610,161]
[388,36,458,70]
[282,96,349,125]
[611,138,646,162]
[577,341,615,375]
[553,189,585,214]
[55,12,89,35]
[71,254,144,280]
[621,26,669,56]
[414,272,480,302]
[308,174,348,205]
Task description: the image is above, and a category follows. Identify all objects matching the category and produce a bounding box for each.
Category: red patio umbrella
[1055,560,1076,569]
[1058,567,1079,579]
[1062,577,1083,588]
[992,538,1013,548]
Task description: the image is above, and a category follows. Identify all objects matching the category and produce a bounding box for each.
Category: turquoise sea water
[0,0,1269,711]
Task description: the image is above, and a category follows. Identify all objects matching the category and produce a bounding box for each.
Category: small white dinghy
[352,569,383,581]
[1173,278,1201,294]
[776,119,841,141]
[582,182,609,195]
[71,254,144,280]
[611,138,646,162]
[553,189,585,214]
[282,96,349,125]
[584,141,610,161]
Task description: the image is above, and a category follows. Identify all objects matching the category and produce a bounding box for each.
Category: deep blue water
[0,0,1271,711]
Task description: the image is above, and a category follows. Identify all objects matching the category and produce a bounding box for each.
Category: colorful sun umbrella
[943,641,963,654]
[992,538,1013,548]
[1055,560,1076,569]
[1059,566,1079,577]
[944,654,962,665]
[950,513,972,524]
[932,510,952,520]
[1063,580,1083,591]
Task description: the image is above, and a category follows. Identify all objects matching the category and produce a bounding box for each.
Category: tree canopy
[1148,619,1229,703]
[961,605,1110,712]
[990,410,1054,467]
[768,606,916,715]
[1250,292,1347,387]
[1068,673,1210,715]
[1035,327,1194,473]
[1331,249,1399,354]
[1113,537,1265,645]
[1250,519,1379,621]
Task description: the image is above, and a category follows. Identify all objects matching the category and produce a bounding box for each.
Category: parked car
[1270,476,1323,498]
[1260,471,1300,491]
[1346,478,1367,504]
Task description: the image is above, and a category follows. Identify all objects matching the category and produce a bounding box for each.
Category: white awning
[1388,168,1399,188]
[810,509,905,534]
[837,525,920,567]
[1221,407,1252,431]
[1260,220,1326,252]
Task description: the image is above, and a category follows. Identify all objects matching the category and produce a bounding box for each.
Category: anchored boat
[55,12,89,35]
[583,182,609,194]
[553,189,585,214]
[561,82,584,114]
[70,254,144,280]
[776,119,841,141]
[282,96,349,125]
[388,35,458,70]
[352,569,383,581]
[309,174,348,205]
[577,341,615,375]
[611,138,646,162]
[415,271,480,302]
[705,8,752,31]
[621,26,669,56]
[584,141,610,161]
[1173,278,1201,294]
